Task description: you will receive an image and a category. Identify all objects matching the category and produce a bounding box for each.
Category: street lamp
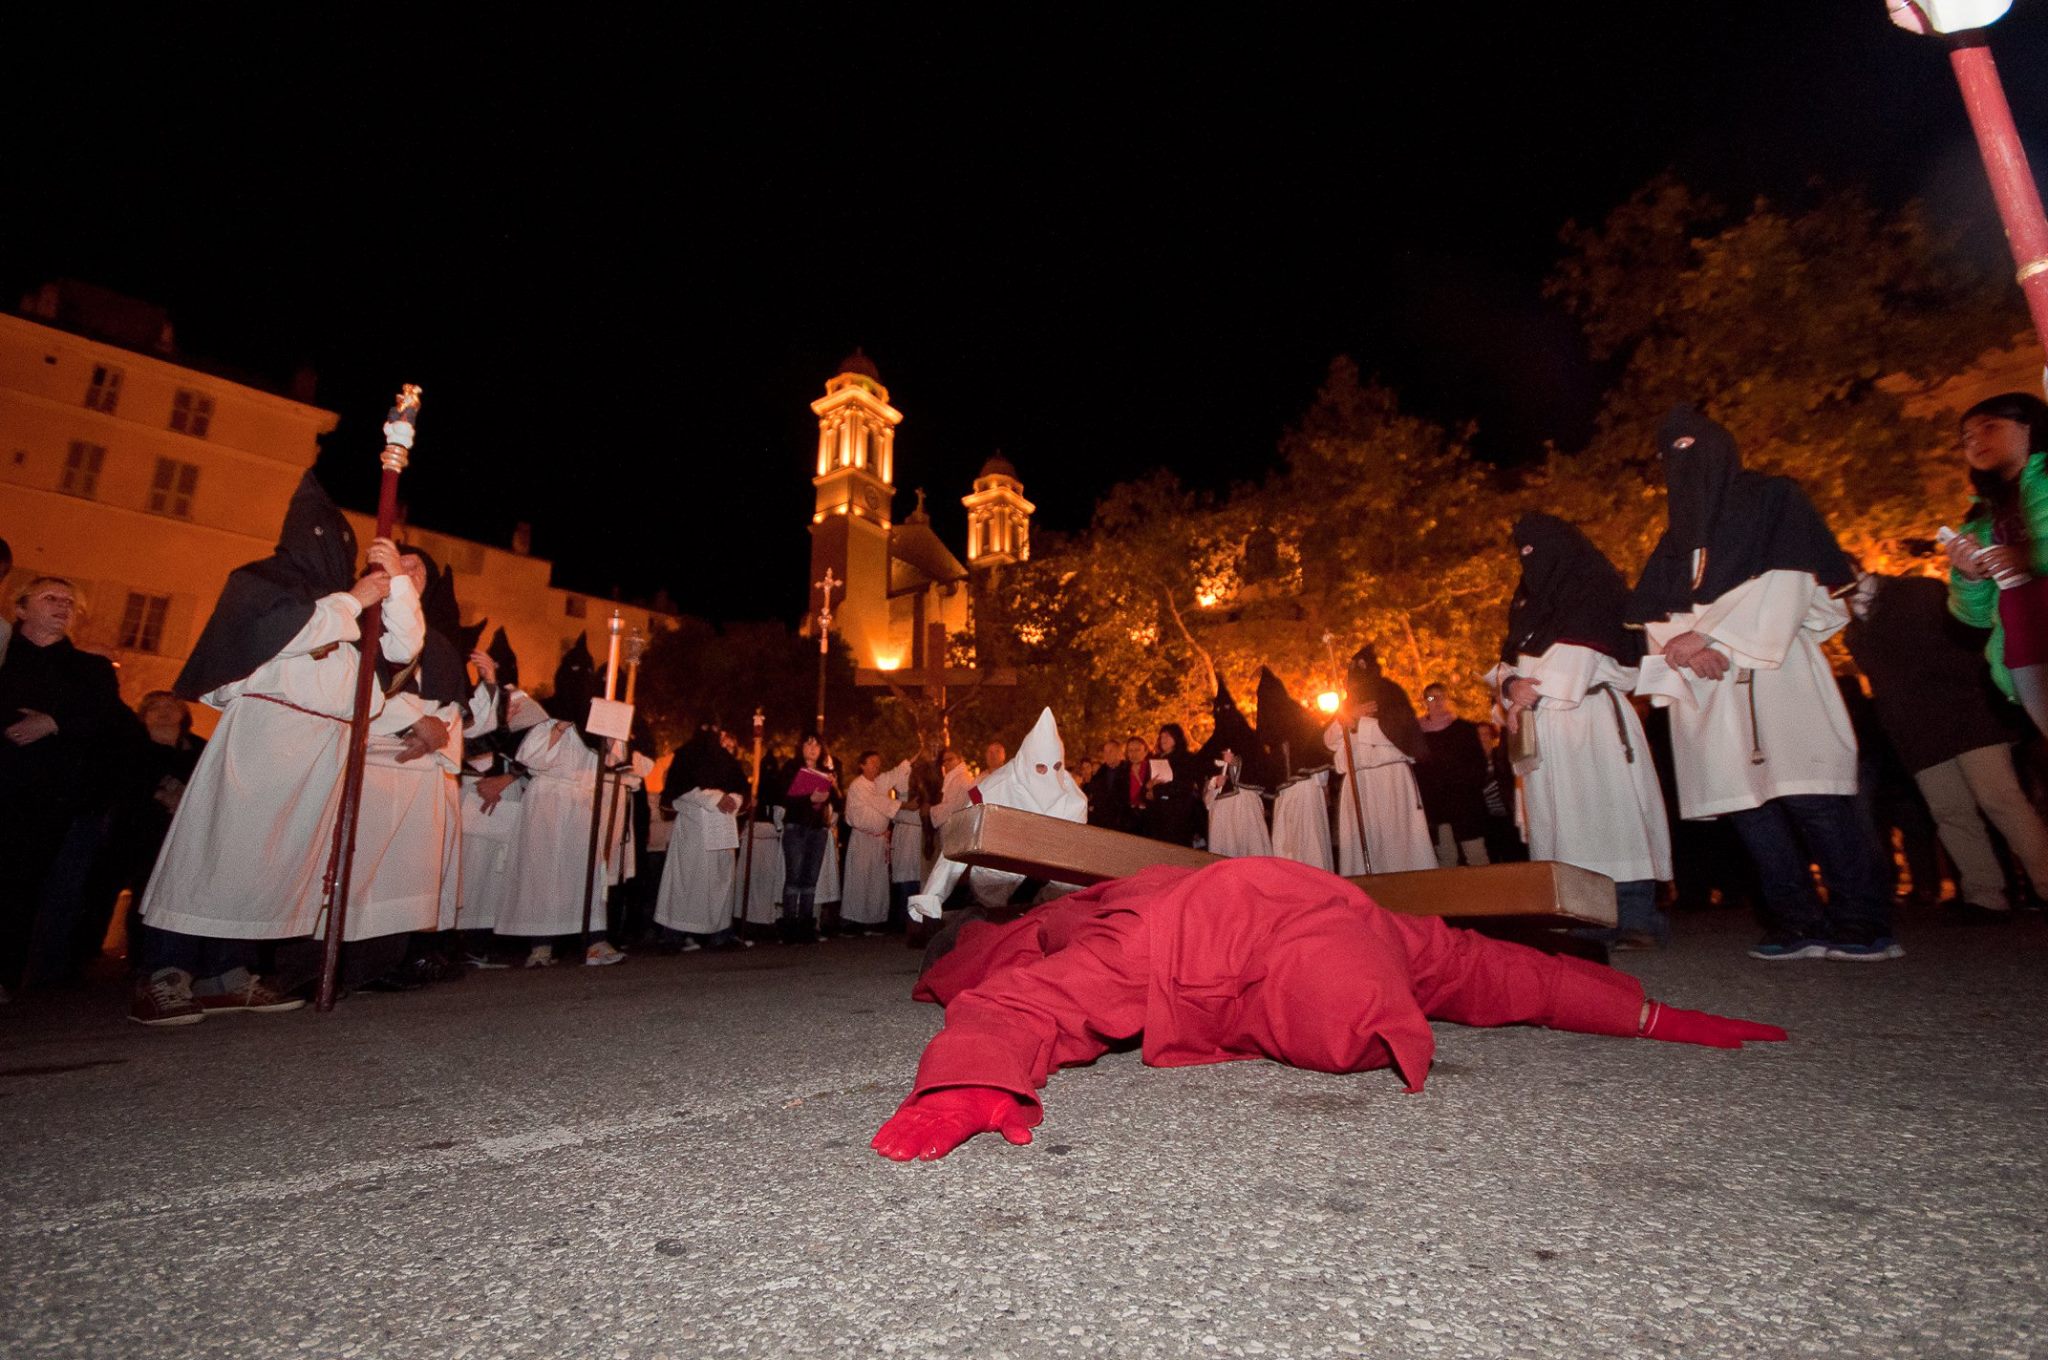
[1889,0,2048,388]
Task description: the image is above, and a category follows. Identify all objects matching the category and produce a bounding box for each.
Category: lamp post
[1891,1,2048,378]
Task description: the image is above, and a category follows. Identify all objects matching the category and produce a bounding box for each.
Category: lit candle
[604,611,623,701]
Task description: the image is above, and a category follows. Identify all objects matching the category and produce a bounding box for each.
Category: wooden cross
[857,620,1016,747]
[938,803,1617,931]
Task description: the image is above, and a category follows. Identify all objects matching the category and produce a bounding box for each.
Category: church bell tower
[809,350,901,668]
[962,451,1034,569]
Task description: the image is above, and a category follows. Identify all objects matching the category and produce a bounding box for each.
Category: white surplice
[654,788,740,935]
[1634,569,1857,820]
[1270,773,1334,871]
[1322,717,1436,874]
[492,721,614,937]
[841,760,911,926]
[891,803,929,885]
[729,819,784,926]
[457,775,522,931]
[1205,786,1272,858]
[141,581,423,942]
[1497,645,1672,883]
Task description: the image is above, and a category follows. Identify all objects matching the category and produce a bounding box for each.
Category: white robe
[929,763,975,832]
[815,824,842,905]
[1323,717,1436,875]
[842,761,911,925]
[1635,569,1857,819]
[141,583,423,941]
[343,689,464,941]
[457,774,523,931]
[492,721,614,937]
[891,804,929,885]
[654,788,740,935]
[1270,773,1334,872]
[1497,645,1672,883]
[1205,786,1273,858]
[729,819,784,926]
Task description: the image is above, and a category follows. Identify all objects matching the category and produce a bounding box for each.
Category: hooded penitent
[1197,676,1267,786]
[1625,404,1854,625]
[1502,512,1642,666]
[175,471,359,699]
[486,626,520,692]
[1255,667,1329,778]
[1346,644,1426,762]
[544,633,601,747]
[388,543,472,706]
[973,707,1087,821]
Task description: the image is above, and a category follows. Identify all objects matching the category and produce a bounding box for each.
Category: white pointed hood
[973,708,1086,821]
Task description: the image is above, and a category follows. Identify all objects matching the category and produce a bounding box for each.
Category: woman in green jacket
[1946,391,2048,736]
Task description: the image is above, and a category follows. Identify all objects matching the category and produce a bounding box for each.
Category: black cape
[1346,644,1426,762]
[1254,667,1329,778]
[1196,677,1267,786]
[175,472,358,699]
[1626,405,1853,624]
[1502,512,1641,665]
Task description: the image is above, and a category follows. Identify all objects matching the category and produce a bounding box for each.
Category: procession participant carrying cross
[872,855,1785,1161]
[1322,644,1435,875]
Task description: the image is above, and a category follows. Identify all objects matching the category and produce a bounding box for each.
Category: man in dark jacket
[0,576,129,996]
[1844,571,2048,920]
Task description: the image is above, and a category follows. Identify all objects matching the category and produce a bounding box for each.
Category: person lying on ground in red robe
[872,857,1785,1161]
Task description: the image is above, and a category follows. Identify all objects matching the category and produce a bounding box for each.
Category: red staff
[317,384,422,1012]
[1891,2,2048,362]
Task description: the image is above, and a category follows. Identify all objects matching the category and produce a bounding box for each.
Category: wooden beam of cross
[856,621,1015,747]
[939,804,1617,929]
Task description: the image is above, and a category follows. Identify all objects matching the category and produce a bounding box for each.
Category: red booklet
[787,766,836,799]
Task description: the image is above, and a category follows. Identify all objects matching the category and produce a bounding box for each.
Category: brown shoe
[130,968,205,1027]
[196,973,305,1015]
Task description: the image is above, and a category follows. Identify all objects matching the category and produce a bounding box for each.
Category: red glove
[1640,1000,1788,1049]
[870,1086,1041,1162]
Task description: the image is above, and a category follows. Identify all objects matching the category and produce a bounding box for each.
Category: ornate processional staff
[318,385,422,1013]
[814,568,840,736]
[736,706,766,927]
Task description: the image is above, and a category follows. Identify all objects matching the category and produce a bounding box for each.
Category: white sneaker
[585,941,627,967]
[465,953,510,971]
[524,945,556,969]
[678,938,702,952]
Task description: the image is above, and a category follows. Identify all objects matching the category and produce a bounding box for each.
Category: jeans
[780,825,827,926]
[140,924,256,984]
[1615,879,1668,942]
[1726,793,1893,944]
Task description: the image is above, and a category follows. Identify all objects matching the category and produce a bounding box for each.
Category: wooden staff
[596,631,647,931]
[580,611,624,953]
[1322,632,1372,876]
[735,706,766,930]
[317,384,422,1012]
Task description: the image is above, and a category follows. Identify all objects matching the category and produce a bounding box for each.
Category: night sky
[9,5,2048,622]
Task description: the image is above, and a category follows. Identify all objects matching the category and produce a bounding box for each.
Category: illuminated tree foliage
[966,177,2025,752]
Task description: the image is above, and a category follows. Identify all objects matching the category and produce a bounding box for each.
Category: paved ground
[2,908,2044,1360]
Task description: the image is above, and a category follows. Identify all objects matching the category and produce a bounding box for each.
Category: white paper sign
[585,697,635,741]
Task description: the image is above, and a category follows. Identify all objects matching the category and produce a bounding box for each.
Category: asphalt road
[2,909,2043,1360]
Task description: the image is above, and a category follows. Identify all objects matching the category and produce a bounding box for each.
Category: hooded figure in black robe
[1625,405,1854,626]
[1255,667,1329,781]
[1346,644,1427,763]
[175,471,359,699]
[1503,513,1643,668]
[1196,677,1268,788]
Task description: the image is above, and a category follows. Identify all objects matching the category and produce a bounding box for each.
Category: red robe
[908,857,1644,1110]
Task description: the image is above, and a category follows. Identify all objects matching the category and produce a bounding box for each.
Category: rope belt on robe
[1588,682,1636,765]
[250,693,351,725]
[1737,668,1765,765]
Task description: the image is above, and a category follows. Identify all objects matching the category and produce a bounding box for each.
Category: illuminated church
[807,350,1032,673]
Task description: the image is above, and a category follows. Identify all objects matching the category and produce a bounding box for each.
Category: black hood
[1627,404,1854,623]
[175,472,359,699]
[1198,676,1267,784]
[1503,512,1640,665]
[388,543,471,707]
[543,633,602,747]
[1255,667,1328,777]
[1344,643,1425,761]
